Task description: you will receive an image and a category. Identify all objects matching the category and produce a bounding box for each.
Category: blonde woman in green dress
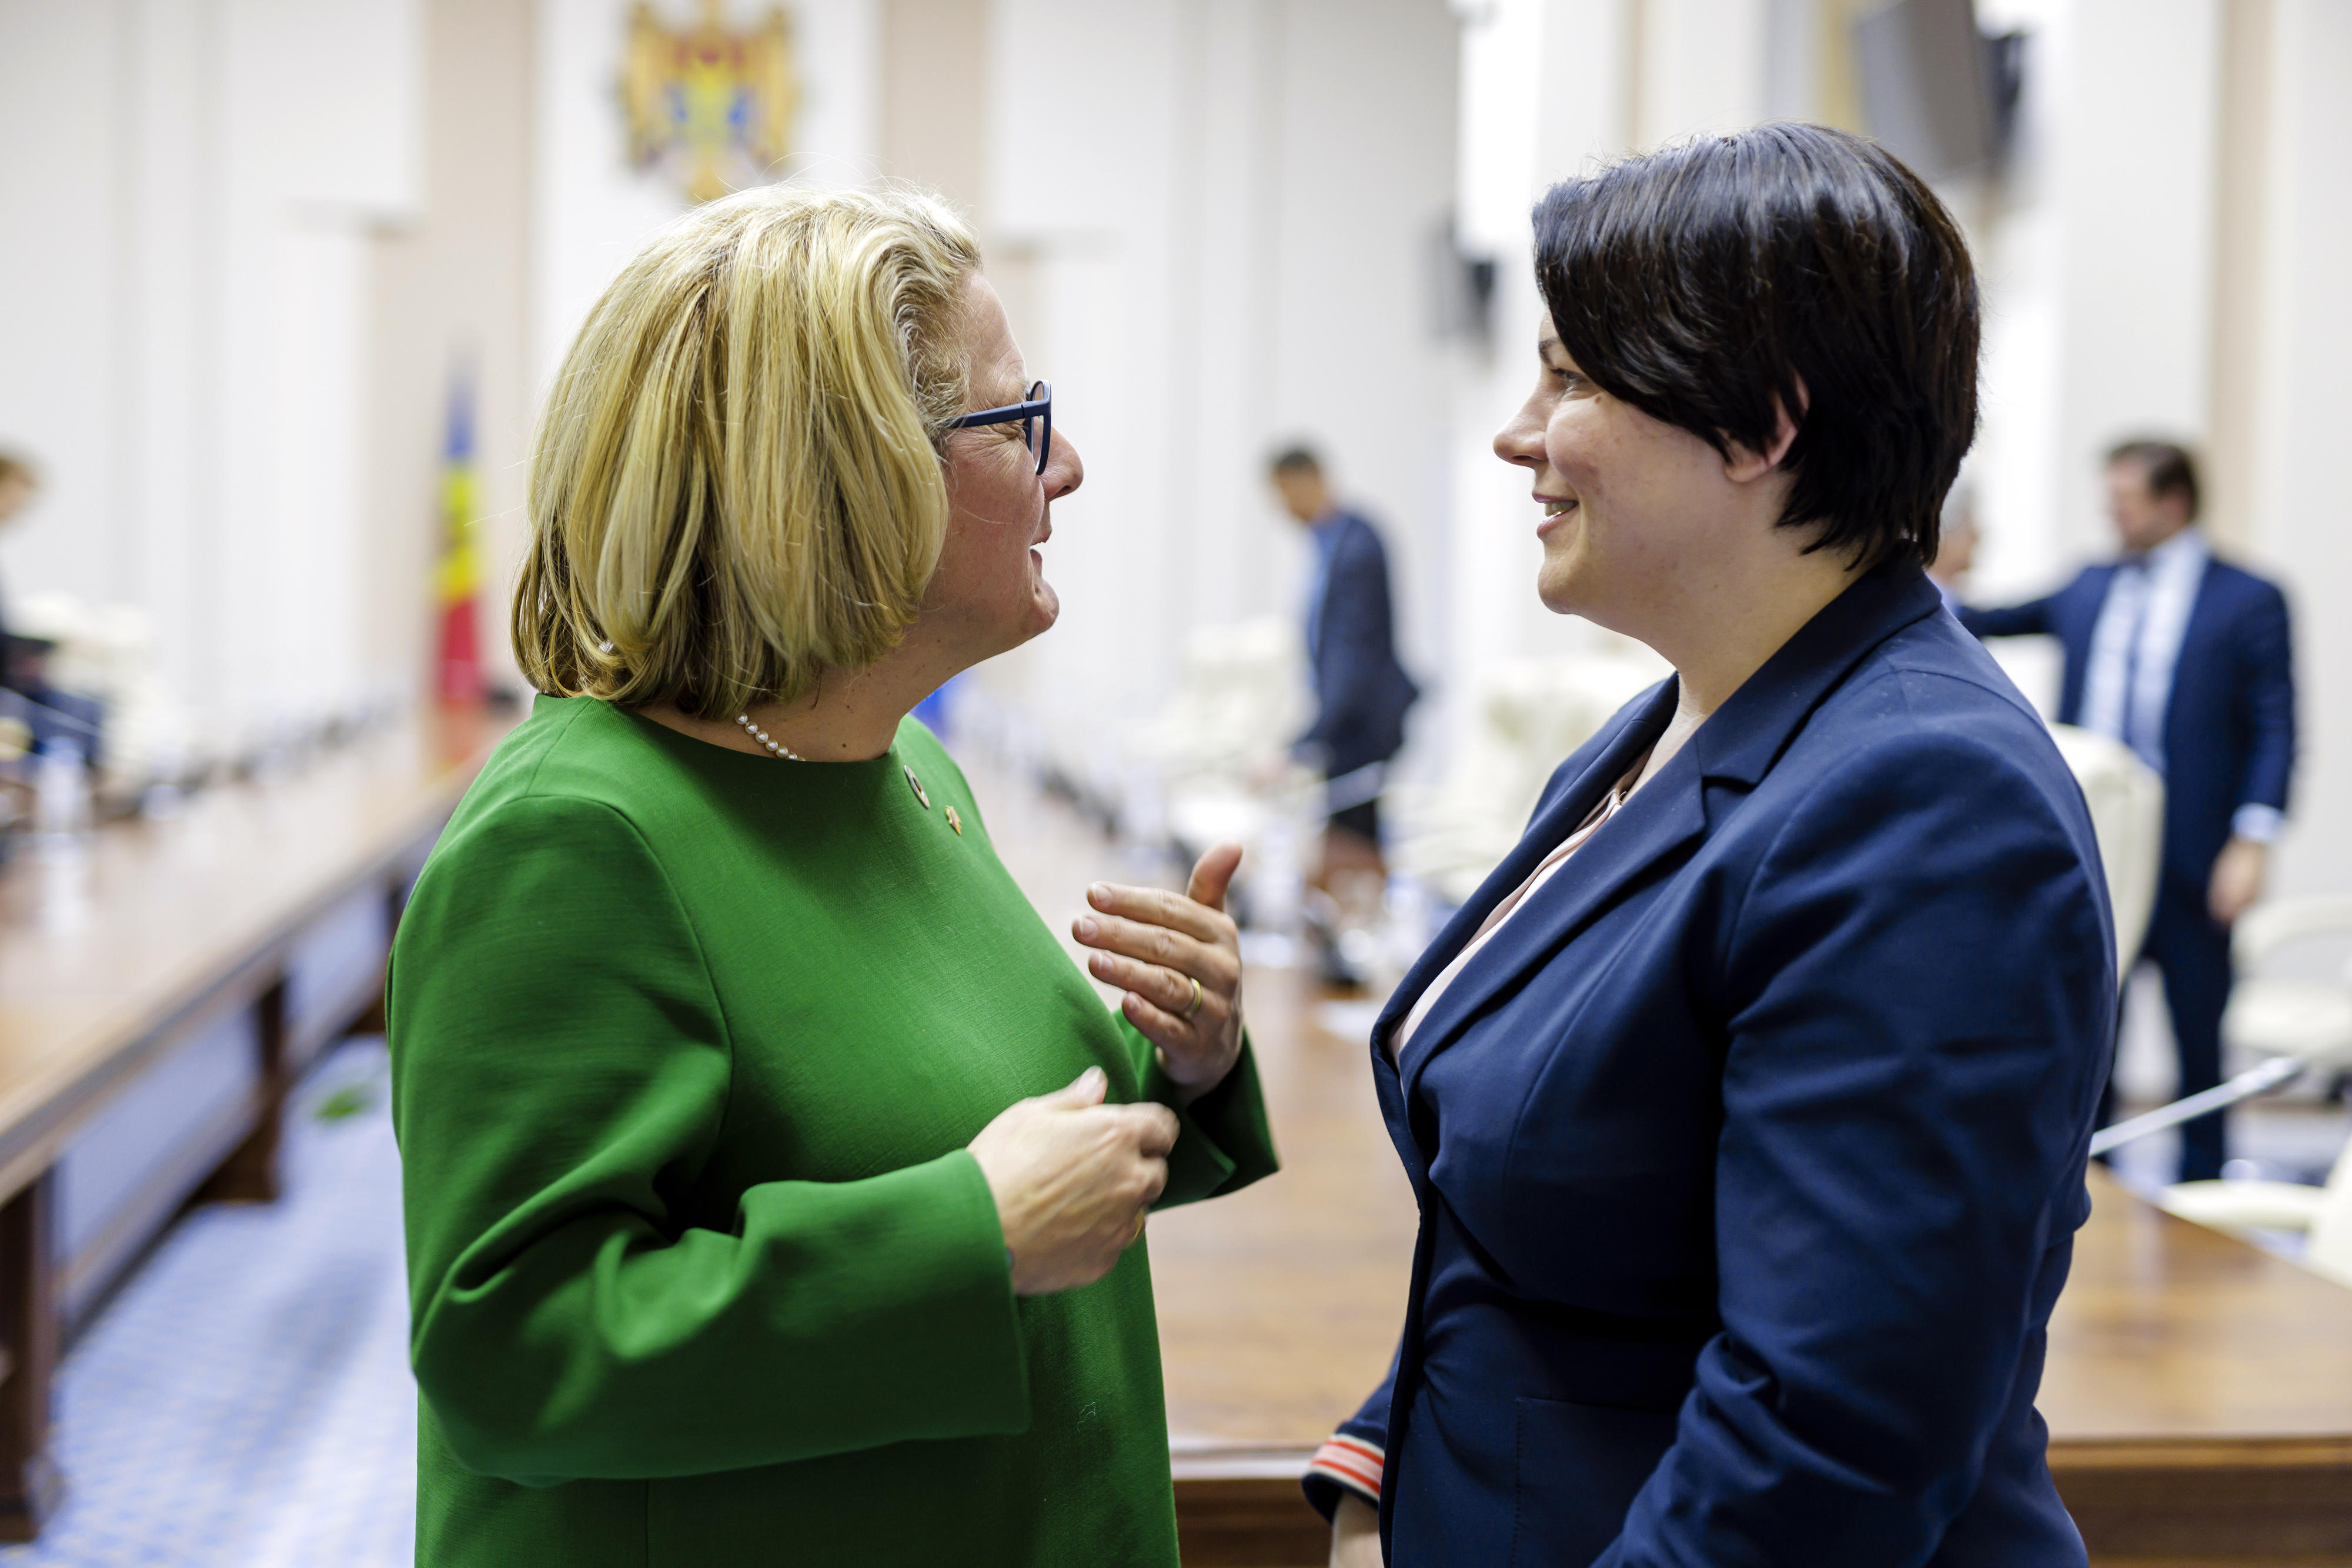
[387,185,1277,1566]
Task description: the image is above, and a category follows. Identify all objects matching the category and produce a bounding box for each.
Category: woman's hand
[1331,1495,1381,1566]
[968,1068,1178,1296]
[1073,843,1247,1105]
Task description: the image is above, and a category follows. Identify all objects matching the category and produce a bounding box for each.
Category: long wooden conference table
[0,723,2347,1562]
[0,707,502,1539]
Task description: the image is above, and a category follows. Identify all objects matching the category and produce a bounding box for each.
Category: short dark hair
[0,452,35,488]
[1532,122,1979,569]
[1268,445,1323,479]
[2104,439,2199,519]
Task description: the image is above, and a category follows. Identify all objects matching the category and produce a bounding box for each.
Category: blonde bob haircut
[515,182,981,717]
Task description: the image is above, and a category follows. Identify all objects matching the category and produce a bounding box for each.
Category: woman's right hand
[968,1067,1178,1296]
[1331,1495,1381,1566]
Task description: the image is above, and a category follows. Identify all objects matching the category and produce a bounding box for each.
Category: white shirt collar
[2129,527,2208,574]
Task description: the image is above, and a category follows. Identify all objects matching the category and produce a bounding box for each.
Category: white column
[0,0,132,608]
[2247,0,2352,900]
[1636,0,1768,146]
[211,0,426,733]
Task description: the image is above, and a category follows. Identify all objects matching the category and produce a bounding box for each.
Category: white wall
[0,0,426,744]
[1967,0,2220,609]
[1436,0,1768,759]
[1638,0,1768,146]
[530,0,882,388]
[971,0,1460,776]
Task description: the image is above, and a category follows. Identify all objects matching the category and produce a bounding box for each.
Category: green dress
[387,696,1277,1566]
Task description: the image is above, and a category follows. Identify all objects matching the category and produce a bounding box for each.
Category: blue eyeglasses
[946,380,1053,476]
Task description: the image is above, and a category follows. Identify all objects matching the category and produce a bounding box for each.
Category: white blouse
[1389,757,1647,1062]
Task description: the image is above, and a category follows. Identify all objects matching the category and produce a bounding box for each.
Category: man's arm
[2234,581,2296,823]
[2211,582,2297,923]
[1955,593,2057,640]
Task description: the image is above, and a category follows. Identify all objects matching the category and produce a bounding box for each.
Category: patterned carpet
[0,1041,416,1567]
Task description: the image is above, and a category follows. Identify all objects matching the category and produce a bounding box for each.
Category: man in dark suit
[1964,440,2296,1181]
[1269,447,1418,981]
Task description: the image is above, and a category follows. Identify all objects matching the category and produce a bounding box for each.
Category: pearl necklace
[734,713,806,761]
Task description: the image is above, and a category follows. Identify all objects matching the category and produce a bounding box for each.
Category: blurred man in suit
[1965,440,2295,1181]
[0,451,104,767]
[1270,446,1418,986]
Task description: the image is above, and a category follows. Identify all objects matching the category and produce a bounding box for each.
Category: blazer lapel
[1390,561,1946,1109]
[1395,745,1708,1103]
[1371,681,1678,1057]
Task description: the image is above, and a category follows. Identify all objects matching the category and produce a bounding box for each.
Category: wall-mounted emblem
[620,1,799,203]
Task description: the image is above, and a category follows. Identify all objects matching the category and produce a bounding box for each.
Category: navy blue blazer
[1298,511,1419,776]
[1959,551,2294,890]
[1312,564,2116,1566]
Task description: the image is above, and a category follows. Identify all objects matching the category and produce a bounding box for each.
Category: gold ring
[1132,1209,1148,1244]
[1182,976,1205,1021]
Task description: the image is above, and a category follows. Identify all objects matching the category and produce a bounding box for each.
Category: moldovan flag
[435,368,484,704]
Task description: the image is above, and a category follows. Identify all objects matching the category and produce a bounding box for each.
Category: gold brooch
[944,805,963,835]
[903,765,930,810]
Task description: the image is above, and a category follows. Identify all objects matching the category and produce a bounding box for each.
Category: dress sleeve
[1595,725,2114,1566]
[1125,1015,1280,1208]
[389,794,1029,1485]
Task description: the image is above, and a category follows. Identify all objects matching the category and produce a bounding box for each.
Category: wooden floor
[965,750,2352,1568]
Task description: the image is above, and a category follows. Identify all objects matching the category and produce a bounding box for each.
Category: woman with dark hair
[1307,125,2114,1566]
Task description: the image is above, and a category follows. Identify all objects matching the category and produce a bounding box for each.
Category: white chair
[2156,897,2352,1278]
[2221,896,2352,1068]
[1387,653,1666,906]
[2044,724,2164,974]
[2163,1134,2352,1290]
[1125,616,1311,788]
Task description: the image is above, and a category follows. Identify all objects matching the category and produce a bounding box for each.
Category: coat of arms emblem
[619,1,800,203]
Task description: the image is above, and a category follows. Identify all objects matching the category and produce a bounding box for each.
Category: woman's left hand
[1074,843,1245,1106]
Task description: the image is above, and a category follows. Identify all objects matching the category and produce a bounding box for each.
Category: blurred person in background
[1309,125,2113,1567]
[0,451,38,693]
[390,185,1275,1568]
[1269,445,1418,987]
[0,451,102,765]
[1963,441,2296,1182]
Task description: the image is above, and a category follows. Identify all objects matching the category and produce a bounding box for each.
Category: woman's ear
[1724,377,1806,484]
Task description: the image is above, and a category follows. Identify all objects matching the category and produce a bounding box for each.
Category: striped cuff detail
[1308,1433,1384,1506]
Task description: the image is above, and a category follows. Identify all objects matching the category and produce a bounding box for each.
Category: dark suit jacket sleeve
[1955,593,2056,639]
[1296,526,1399,757]
[1301,1338,1401,1522]
[1598,726,2113,1566]
[2236,580,2296,814]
